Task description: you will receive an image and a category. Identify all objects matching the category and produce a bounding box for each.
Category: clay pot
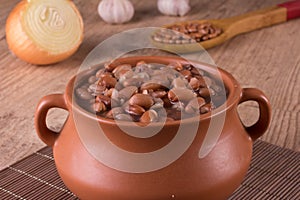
[35,56,271,200]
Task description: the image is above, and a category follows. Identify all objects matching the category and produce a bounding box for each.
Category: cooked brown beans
[76,60,227,122]
[153,22,222,44]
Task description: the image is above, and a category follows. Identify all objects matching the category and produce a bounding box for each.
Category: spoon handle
[221,0,300,39]
[278,0,300,20]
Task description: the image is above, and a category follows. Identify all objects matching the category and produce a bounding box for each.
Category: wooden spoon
[152,0,300,53]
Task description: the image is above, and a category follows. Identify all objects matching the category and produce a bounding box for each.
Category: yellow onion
[6,0,84,65]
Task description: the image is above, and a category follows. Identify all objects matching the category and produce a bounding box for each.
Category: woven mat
[0,140,299,200]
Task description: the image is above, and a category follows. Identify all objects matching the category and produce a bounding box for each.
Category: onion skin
[5,0,84,65]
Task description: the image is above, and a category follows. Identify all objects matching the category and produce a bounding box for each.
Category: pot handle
[35,94,68,147]
[238,88,271,141]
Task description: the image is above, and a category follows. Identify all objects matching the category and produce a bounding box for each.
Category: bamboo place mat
[0,140,299,200]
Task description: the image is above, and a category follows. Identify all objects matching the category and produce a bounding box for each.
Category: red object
[278,0,300,20]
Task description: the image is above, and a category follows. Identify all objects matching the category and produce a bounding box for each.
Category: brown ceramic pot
[35,56,271,200]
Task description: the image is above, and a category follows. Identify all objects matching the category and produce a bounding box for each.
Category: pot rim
[65,56,242,127]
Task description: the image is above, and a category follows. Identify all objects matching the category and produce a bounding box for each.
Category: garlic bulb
[98,0,134,24]
[157,0,191,16]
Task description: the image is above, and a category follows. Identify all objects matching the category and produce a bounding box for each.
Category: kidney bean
[199,87,210,99]
[119,70,134,82]
[151,75,170,88]
[151,98,164,109]
[88,84,106,94]
[183,64,192,70]
[142,90,149,95]
[88,75,97,84]
[151,90,167,98]
[96,68,106,78]
[129,94,154,109]
[111,98,120,108]
[197,77,207,88]
[99,76,117,89]
[93,102,107,113]
[136,60,146,66]
[104,88,115,97]
[133,72,150,80]
[167,62,183,71]
[118,86,138,100]
[134,64,153,74]
[112,64,131,79]
[168,88,196,102]
[200,103,213,114]
[180,70,192,80]
[189,77,201,91]
[112,64,131,75]
[140,82,164,91]
[190,67,204,76]
[104,63,117,72]
[96,95,111,107]
[123,78,143,87]
[158,97,170,108]
[209,88,216,96]
[140,110,158,123]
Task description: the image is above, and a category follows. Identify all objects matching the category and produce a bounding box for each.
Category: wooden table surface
[0,0,299,170]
